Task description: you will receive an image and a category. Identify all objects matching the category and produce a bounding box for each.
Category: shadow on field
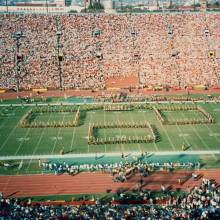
[79,110,86,126]
[6,191,19,198]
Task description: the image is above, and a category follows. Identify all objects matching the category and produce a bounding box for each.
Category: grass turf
[1,102,220,156]
[30,112,76,124]
[162,110,206,121]
[97,127,152,139]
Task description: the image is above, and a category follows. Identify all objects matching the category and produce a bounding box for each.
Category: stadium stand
[1,13,220,90]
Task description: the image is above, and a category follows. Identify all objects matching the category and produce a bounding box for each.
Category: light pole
[14,31,24,92]
[169,0,172,10]
[5,0,8,13]
[156,0,159,10]
[93,29,103,90]
[56,31,63,90]
[46,0,49,13]
[120,0,123,11]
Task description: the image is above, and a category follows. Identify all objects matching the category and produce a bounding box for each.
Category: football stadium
[1,0,220,219]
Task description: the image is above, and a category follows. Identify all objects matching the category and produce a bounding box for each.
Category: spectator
[0,178,219,219]
[0,13,220,90]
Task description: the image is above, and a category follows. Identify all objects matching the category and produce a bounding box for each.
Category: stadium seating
[0,13,220,90]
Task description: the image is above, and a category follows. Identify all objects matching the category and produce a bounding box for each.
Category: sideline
[1,150,220,161]
[0,100,220,107]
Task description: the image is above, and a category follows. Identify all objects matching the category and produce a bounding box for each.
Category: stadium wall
[0,5,84,13]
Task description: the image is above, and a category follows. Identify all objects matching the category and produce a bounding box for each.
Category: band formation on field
[1,99,220,159]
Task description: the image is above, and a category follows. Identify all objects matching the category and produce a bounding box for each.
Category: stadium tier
[0,13,220,91]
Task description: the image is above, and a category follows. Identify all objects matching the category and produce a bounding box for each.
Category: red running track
[0,170,219,198]
[0,172,132,197]
[1,88,220,100]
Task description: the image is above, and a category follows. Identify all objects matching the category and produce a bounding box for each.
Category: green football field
[1,102,220,157]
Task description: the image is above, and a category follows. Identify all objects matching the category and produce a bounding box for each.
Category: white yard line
[166,111,191,147]
[69,111,79,153]
[104,110,107,153]
[211,100,220,128]
[128,111,142,152]
[14,115,38,156]
[26,112,53,171]
[191,110,220,160]
[0,109,25,153]
[0,107,17,130]
[87,113,93,153]
[141,111,159,152]
[116,113,125,153]
[180,111,217,160]
[158,118,176,151]
[51,114,66,154]
[191,110,220,145]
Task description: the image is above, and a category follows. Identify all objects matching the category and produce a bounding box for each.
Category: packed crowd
[1,13,220,90]
[0,178,219,219]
